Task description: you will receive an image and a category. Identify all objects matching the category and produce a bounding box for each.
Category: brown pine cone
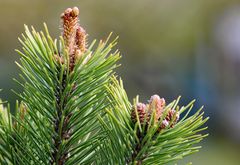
[165,109,180,128]
[131,103,147,124]
[157,109,180,132]
[158,119,169,131]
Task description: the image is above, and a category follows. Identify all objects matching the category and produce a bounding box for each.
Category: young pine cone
[158,109,180,132]
[159,119,169,130]
[148,95,166,124]
[166,109,180,127]
[131,103,148,124]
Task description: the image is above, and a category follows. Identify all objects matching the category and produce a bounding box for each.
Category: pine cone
[131,103,147,124]
[158,109,180,132]
[165,109,179,128]
[148,95,165,123]
[159,119,169,130]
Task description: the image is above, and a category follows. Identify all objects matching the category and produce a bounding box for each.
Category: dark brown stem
[51,72,72,165]
[128,131,148,165]
[131,143,143,165]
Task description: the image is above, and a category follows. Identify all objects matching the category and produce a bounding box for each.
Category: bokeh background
[0,0,240,164]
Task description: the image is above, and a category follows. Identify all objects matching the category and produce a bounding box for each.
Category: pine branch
[13,9,120,164]
[99,77,208,165]
[0,6,208,165]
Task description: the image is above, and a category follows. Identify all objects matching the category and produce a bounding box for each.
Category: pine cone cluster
[131,95,180,132]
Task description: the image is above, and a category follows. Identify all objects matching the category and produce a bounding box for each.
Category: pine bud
[75,26,87,53]
[19,103,27,120]
[131,103,147,124]
[64,8,73,15]
[72,7,79,17]
[61,7,79,55]
[60,7,88,71]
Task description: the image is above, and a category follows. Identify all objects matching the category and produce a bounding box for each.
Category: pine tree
[0,7,208,165]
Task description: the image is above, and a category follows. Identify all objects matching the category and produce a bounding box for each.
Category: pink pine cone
[149,94,166,122]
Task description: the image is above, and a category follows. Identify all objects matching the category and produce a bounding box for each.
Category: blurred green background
[1,0,240,164]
